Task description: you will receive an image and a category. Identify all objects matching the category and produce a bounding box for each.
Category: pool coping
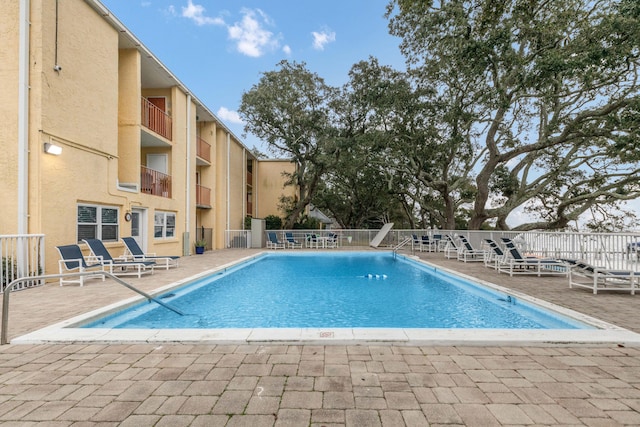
[12,252,640,346]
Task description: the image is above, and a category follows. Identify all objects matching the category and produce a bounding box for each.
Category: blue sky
[100,0,406,154]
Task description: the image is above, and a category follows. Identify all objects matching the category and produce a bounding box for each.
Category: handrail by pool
[393,236,413,258]
[1,271,184,345]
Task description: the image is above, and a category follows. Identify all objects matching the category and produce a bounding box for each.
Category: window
[77,204,119,242]
[154,211,176,239]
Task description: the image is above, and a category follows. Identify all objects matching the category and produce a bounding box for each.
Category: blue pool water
[83,252,591,329]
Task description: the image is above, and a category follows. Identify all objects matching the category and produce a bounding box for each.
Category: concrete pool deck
[2,248,640,425]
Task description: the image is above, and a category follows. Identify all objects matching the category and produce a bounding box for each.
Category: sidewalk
[1,248,640,425]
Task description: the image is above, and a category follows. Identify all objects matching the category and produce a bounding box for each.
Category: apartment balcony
[141,97,172,142]
[196,136,211,165]
[196,184,212,208]
[246,171,253,186]
[141,166,172,198]
[246,201,253,216]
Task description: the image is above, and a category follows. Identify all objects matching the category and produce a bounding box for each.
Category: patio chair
[456,236,486,262]
[122,237,179,269]
[325,232,338,249]
[305,233,319,249]
[568,260,636,295]
[56,244,106,286]
[497,244,569,277]
[411,234,421,251]
[483,239,505,270]
[284,232,302,249]
[83,239,155,278]
[420,235,437,252]
[266,232,285,249]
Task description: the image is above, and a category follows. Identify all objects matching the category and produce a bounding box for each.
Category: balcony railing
[141,97,172,140]
[196,184,211,207]
[141,166,172,198]
[0,234,45,292]
[196,136,211,163]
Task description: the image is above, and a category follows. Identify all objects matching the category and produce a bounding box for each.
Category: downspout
[226,133,230,232]
[185,94,191,255]
[254,159,258,217]
[242,149,246,219]
[18,0,30,234]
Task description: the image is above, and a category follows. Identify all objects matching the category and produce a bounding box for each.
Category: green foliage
[2,257,17,286]
[264,215,283,230]
[238,2,640,232]
[386,0,640,230]
[292,216,320,230]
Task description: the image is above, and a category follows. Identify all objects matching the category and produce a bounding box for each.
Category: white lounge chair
[456,236,486,262]
[569,260,636,295]
[56,244,106,286]
[83,239,155,278]
[483,239,505,270]
[122,237,179,269]
[497,241,568,277]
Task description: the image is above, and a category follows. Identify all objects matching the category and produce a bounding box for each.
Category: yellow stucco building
[1,0,296,274]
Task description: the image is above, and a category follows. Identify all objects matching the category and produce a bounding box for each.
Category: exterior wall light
[43,142,62,155]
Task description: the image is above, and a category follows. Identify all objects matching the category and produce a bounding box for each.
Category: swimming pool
[82,252,590,330]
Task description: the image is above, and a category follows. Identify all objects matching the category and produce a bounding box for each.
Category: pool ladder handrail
[393,236,414,258]
[1,271,185,345]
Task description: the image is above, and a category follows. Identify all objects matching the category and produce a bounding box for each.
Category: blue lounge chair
[56,244,106,286]
[83,239,155,278]
[456,236,486,262]
[122,237,179,269]
[284,232,302,249]
[266,232,285,249]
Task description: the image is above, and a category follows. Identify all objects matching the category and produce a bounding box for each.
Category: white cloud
[311,29,336,50]
[217,107,243,124]
[181,0,225,26]
[282,45,292,56]
[228,9,279,57]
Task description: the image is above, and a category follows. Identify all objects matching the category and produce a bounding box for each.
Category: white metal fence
[226,228,640,271]
[0,235,46,292]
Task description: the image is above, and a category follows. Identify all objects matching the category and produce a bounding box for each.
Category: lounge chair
[266,232,285,249]
[443,235,459,259]
[284,232,302,249]
[56,244,106,286]
[483,239,506,269]
[456,236,486,262]
[83,239,155,278]
[568,260,636,295]
[122,237,179,269]
[497,242,569,277]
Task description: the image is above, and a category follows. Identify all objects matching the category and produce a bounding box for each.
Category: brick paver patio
[1,248,640,425]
